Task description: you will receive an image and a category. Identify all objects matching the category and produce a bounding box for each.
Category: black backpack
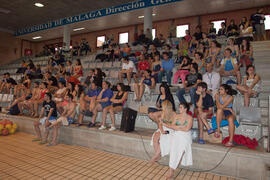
[9,104,20,115]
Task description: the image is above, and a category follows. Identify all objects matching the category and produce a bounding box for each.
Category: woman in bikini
[32,82,49,117]
[14,74,31,97]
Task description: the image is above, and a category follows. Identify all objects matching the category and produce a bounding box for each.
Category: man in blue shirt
[158,52,174,85]
[91,81,113,129]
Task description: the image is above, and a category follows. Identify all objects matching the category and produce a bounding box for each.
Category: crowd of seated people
[0,12,265,150]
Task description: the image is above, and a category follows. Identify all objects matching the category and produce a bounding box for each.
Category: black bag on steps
[9,104,20,115]
[120,108,137,132]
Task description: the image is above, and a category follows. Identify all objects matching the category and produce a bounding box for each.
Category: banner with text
[15,0,182,36]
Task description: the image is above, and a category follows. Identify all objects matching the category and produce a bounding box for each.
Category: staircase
[252,40,270,150]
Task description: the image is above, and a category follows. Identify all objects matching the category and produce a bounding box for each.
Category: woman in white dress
[150,100,176,163]
[236,65,261,106]
[162,103,193,179]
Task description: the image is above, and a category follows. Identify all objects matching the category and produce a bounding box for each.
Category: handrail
[268,95,270,152]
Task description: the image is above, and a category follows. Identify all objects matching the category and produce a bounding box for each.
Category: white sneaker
[109,126,116,131]
[98,125,106,130]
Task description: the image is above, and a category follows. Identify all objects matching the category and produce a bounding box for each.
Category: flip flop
[208,128,214,135]
[225,142,234,147]
[32,138,41,142]
[76,123,82,127]
[46,143,56,147]
[198,139,205,144]
[38,141,47,145]
[214,132,221,138]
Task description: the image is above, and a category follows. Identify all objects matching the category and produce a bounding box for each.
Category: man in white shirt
[118,57,137,85]
[203,63,220,97]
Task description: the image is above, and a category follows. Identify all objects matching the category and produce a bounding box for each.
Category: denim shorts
[40,116,57,125]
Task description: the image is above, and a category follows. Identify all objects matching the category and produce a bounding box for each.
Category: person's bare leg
[92,104,102,124]
[236,85,248,93]
[166,168,174,179]
[109,107,115,127]
[148,111,162,125]
[200,113,211,130]
[118,72,123,83]
[101,107,109,126]
[29,101,35,116]
[89,100,96,112]
[198,109,211,130]
[244,92,250,107]
[34,102,38,117]
[42,129,49,143]
[127,72,132,85]
[149,132,161,163]
[18,102,24,113]
[197,116,204,140]
[133,73,138,83]
[138,84,145,101]
[133,83,139,100]
[51,124,59,145]
[227,115,235,143]
[14,85,18,97]
[216,109,223,135]
[33,120,42,140]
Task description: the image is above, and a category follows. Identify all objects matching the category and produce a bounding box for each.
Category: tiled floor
[0,132,238,180]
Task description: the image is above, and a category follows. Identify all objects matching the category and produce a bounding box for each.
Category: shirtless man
[49,93,76,146]
[18,81,40,115]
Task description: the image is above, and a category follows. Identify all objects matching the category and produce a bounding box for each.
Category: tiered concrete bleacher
[0,40,269,147]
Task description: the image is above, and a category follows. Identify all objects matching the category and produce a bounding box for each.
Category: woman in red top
[240,39,253,67]
[32,82,49,117]
[73,59,83,79]
[138,57,150,70]
[136,54,150,79]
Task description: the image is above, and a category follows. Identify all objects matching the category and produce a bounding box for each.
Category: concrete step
[253,49,270,53]
[261,107,269,117]
[259,92,270,100]
[2,113,269,180]
[251,41,270,48]
[261,116,268,126]
[259,99,269,108]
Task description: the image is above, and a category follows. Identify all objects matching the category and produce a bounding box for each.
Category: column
[144,7,152,34]
[63,25,71,50]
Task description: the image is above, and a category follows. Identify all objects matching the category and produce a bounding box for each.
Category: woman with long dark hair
[205,40,222,67]
[215,84,237,147]
[150,102,193,178]
[162,102,193,179]
[150,100,176,164]
[236,65,261,106]
[73,59,83,79]
[173,56,191,84]
[93,68,105,88]
[148,82,175,123]
[240,39,253,67]
[107,83,128,131]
